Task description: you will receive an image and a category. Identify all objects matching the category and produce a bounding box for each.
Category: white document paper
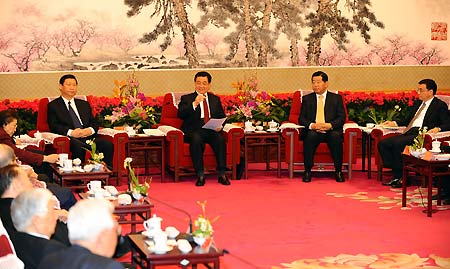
[202,118,227,130]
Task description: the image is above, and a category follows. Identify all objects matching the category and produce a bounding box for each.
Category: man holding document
[178,71,230,187]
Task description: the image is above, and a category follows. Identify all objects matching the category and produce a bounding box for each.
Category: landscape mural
[0,0,449,72]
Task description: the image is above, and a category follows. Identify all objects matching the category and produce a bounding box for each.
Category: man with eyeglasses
[378,79,450,188]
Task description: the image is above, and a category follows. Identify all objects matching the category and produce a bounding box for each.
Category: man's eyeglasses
[416,88,430,93]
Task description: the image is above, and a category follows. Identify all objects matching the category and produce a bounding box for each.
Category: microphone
[222,249,261,268]
[148,195,193,239]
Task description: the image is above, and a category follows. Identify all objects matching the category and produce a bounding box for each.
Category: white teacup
[432,140,441,152]
[87,180,102,191]
[255,126,263,131]
[366,123,375,129]
[59,153,69,162]
[63,159,73,169]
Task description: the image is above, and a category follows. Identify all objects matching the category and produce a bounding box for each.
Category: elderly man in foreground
[37,199,124,269]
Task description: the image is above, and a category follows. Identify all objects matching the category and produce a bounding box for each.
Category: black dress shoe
[382,178,398,186]
[218,175,231,185]
[303,171,311,183]
[335,171,345,182]
[195,176,205,187]
[390,178,403,188]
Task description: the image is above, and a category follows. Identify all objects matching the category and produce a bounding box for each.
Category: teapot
[244,120,254,132]
[143,214,162,235]
[153,230,168,250]
[268,120,279,130]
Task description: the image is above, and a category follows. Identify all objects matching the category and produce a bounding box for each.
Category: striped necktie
[403,102,426,134]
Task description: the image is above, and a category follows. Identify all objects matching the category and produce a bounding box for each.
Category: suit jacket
[0,198,70,247]
[0,128,43,166]
[12,232,66,269]
[177,92,226,134]
[399,97,450,131]
[37,244,124,269]
[298,91,346,134]
[47,96,98,136]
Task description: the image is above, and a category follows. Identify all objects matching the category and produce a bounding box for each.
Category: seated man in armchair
[47,74,113,168]
[299,71,346,183]
[177,71,230,187]
[378,79,450,188]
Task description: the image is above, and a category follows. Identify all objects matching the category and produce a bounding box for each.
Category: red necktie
[203,99,210,123]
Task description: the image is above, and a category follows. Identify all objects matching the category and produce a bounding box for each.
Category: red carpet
[116,164,450,269]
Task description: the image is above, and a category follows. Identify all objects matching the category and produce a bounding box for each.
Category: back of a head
[0,144,15,168]
[0,164,20,198]
[67,199,114,243]
[11,188,53,232]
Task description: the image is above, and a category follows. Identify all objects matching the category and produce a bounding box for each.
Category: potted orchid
[192,200,219,249]
[84,139,105,170]
[409,127,428,157]
[123,157,151,199]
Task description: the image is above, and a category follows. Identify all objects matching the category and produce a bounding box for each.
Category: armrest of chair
[222,124,244,143]
[424,130,450,148]
[97,128,129,175]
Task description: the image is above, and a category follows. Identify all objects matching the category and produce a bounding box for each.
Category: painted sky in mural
[0,0,448,72]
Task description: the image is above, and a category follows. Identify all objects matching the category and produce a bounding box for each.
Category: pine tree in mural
[305,0,384,66]
[124,0,199,68]
[197,0,307,67]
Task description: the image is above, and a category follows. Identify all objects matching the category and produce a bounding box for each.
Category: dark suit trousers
[378,133,416,179]
[69,136,114,168]
[303,130,343,172]
[184,129,226,177]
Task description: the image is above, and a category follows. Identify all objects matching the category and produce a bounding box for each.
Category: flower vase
[409,147,426,158]
[193,235,213,251]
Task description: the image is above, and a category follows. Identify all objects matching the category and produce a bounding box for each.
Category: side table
[128,234,223,269]
[244,131,281,179]
[401,153,450,217]
[50,163,112,191]
[126,135,165,182]
[79,193,153,233]
[360,127,373,178]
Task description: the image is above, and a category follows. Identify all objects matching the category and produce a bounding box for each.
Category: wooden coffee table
[79,193,153,233]
[244,131,281,179]
[401,153,450,217]
[50,163,112,191]
[128,234,223,269]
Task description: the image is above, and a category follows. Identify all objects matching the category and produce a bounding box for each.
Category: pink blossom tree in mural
[66,20,96,57]
[124,0,199,68]
[305,0,384,66]
[410,43,446,65]
[196,32,220,57]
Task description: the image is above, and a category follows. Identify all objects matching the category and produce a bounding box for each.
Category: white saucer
[150,245,173,254]
[429,149,441,154]
[60,167,73,172]
[267,129,279,132]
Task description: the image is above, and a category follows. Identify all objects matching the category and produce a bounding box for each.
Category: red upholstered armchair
[281,90,361,179]
[159,92,244,182]
[32,96,129,180]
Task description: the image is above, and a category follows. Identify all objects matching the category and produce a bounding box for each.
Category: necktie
[203,99,210,123]
[316,95,325,123]
[68,101,82,128]
[403,102,426,133]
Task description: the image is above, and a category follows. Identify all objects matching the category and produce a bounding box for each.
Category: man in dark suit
[299,71,346,183]
[10,188,67,269]
[378,79,450,188]
[47,74,113,168]
[37,199,124,269]
[0,163,70,247]
[177,71,230,187]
